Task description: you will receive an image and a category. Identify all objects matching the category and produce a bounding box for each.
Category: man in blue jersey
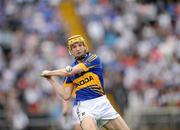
[41,35,130,130]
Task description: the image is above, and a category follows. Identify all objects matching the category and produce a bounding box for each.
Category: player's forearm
[62,100,70,114]
[47,69,70,77]
[47,78,71,100]
[41,64,83,77]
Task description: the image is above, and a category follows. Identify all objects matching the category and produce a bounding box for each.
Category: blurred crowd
[75,0,180,110]
[0,0,71,129]
[0,0,180,129]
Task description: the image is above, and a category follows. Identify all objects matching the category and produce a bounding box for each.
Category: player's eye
[78,44,82,47]
[71,44,77,49]
[78,42,84,47]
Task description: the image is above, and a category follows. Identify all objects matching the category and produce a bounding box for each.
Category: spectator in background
[0,0,69,129]
[6,89,29,130]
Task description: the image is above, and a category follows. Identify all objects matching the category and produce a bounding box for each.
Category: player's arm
[41,63,87,77]
[46,77,73,100]
[62,99,70,116]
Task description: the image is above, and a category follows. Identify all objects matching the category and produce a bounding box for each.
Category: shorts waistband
[78,95,107,104]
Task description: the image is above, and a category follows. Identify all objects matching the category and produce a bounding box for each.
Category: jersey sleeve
[78,54,100,72]
[63,77,73,87]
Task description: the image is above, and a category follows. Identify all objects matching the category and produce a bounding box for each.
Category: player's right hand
[40,70,51,78]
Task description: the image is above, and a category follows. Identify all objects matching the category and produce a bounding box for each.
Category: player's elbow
[63,94,71,101]
[64,96,71,101]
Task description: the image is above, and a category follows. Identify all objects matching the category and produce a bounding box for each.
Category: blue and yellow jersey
[63,53,105,102]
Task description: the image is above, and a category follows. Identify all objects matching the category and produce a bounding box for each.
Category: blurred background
[0,0,179,130]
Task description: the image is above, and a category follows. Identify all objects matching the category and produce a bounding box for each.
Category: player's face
[71,42,86,58]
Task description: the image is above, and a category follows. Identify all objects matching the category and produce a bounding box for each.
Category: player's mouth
[77,51,82,55]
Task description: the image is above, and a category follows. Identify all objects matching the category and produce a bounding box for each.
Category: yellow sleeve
[63,77,73,87]
[72,89,76,97]
[63,82,73,87]
[78,63,89,72]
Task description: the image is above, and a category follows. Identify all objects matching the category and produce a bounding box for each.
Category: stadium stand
[0,0,179,130]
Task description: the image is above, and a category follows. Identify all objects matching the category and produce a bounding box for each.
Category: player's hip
[76,95,119,121]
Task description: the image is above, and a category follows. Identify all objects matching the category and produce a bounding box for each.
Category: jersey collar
[75,52,90,63]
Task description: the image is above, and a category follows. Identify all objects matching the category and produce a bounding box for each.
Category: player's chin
[76,53,84,57]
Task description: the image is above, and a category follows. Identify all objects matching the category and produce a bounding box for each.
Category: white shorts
[76,95,120,128]
[72,105,80,125]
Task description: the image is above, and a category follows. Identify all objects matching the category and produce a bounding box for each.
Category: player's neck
[75,53,89,61]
